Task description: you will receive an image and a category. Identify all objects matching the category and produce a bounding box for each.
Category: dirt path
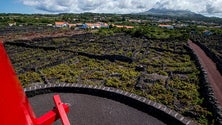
[188,40,222,106]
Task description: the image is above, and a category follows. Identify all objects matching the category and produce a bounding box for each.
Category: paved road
[29,93,166,125]
[188,40,222,106]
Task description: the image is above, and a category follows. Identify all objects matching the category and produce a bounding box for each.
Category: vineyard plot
[5,33,212,124]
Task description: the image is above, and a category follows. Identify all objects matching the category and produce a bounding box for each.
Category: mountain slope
[141,8,204,18]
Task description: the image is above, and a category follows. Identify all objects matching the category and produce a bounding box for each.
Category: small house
[113,25,134,29]
[85,23,95,29]
[55,22,68,28]
[68,24,76,28]
[203,30,213,36]
[8,22,16,27]
[158,24,174,29]
[100,23,109,28]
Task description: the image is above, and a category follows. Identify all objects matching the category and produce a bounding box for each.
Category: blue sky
[0,0,222,18]
[0,0,37,14]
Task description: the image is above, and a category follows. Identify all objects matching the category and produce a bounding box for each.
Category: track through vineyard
[4,33,215,124]
[188,40,222,106]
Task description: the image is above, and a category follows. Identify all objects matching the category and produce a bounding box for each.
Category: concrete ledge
[25,83,195,125]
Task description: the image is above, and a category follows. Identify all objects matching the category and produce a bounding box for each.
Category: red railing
[0,41,70,125]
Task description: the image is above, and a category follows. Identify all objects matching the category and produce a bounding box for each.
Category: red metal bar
[53,95,71,125]
[0,41,71,125]
[35,104,69,125]
[0,41,36,125]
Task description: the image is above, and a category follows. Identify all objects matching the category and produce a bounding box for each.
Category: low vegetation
[5,29,213,124]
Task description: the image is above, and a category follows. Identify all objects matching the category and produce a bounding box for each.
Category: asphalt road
[29,93,166,125]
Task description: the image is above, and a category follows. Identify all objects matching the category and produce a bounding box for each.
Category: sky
[0,0,222,18]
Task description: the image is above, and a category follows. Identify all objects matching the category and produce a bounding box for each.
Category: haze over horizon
[1,0,222,18]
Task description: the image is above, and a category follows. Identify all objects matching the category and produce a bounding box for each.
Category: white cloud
[20,0,222,17]
[153,0,222,14]
[20,0,154,13]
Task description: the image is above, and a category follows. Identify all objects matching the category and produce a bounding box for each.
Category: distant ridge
[140,8,205,18]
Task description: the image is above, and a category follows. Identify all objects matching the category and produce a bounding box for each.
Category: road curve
[188,40,222,106]
[29,93,166,125]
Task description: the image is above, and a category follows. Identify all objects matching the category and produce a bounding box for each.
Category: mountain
[140,8,205,18]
